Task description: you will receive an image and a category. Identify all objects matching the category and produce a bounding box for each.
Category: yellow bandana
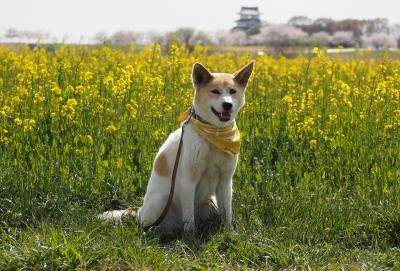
[178,110,241,156]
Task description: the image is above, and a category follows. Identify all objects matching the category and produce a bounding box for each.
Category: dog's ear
[192,63,213,89]
[233,60,254,88]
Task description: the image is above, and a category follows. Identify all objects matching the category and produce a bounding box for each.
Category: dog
[99,61,254,233]
[136,61,254,233]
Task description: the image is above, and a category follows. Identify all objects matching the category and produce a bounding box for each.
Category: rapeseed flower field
[0,44,399,269]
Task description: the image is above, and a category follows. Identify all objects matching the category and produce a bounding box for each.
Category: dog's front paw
[183,222,196,233]
[226,223,238,235]
[228,227,238,235]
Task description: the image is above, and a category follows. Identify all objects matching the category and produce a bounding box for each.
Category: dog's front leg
[179,177,197,233]
[216,157,237,231]
[216,177,233,230]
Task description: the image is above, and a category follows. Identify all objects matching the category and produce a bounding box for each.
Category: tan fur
[154,152,169,177]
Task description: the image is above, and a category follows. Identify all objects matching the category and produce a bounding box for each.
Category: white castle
[234,6,262,34]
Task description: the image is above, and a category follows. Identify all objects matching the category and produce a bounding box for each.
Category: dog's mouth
[211,106,231,122]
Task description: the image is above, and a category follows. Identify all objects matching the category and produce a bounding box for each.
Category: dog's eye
[229,89,237,94]
[211,89,220,95]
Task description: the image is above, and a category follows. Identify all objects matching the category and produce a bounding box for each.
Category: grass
[0,43,400,270]
[2,204,400,269]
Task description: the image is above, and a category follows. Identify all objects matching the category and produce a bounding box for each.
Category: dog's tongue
[220,111,231,121]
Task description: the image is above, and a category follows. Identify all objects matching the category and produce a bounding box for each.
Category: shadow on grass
[140,215,227,249]
[383,215,400,247]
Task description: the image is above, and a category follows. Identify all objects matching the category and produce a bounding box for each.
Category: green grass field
[0,44,400,270]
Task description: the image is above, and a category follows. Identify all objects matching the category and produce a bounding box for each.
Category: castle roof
[238,6,261,16]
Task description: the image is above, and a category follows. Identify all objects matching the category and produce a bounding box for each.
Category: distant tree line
[1,17,400,49]
[2,28,51,43]
[91,17,399,49]
[93,28,212,51]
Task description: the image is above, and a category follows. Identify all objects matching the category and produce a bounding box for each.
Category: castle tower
[234,6,262,34]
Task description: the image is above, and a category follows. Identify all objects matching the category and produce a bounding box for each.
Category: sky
[1,0,399,42]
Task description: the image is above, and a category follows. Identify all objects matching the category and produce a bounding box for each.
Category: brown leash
[146,108,194,229]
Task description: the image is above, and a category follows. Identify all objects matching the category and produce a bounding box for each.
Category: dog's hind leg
[195,196,219,224]
[137,193,167,228]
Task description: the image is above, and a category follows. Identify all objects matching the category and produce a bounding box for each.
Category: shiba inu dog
[99,61,254,233]
[136,61,254,232]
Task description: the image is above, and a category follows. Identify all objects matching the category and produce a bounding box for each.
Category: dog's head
[191,61,254,127]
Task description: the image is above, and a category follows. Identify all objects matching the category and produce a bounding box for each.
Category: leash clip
[183,107,194,125]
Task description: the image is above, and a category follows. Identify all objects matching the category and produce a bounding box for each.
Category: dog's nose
[222,102,233,111]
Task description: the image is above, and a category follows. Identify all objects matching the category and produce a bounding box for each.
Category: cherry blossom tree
[361,33,397,49]
[251,24,308,46]
[329,31,357,48]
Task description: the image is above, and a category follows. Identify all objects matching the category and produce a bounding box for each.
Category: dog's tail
[97,208,136,224]
[97,200,136,224]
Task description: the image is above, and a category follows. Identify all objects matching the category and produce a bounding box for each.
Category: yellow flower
[126,99,138,119]
[60,98,79,121]
[106,123,117,133]
[14,117,23,126]
[152,129,166,140]
[328,114,337,124]
[313,47,321,58]
[105,74,114,86]
[394,109,400,120]
[33,93,45,104]
[11,96,22,106]
[18,87,28,97]
[83,71,93,81]
[86,135,93,145]
[66,98,78,108]
[1,136,10,145]
[3,106,12,114]
[75,85,84,95]
[51,85,62,96]
[384,124,393,131]
[305,117,314,126]
[66,85,75,94]
[23,118,36,132]
[64,144,70,153]
[282,95,293,104]
[309,139,317,146]
[117,158,123,169]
